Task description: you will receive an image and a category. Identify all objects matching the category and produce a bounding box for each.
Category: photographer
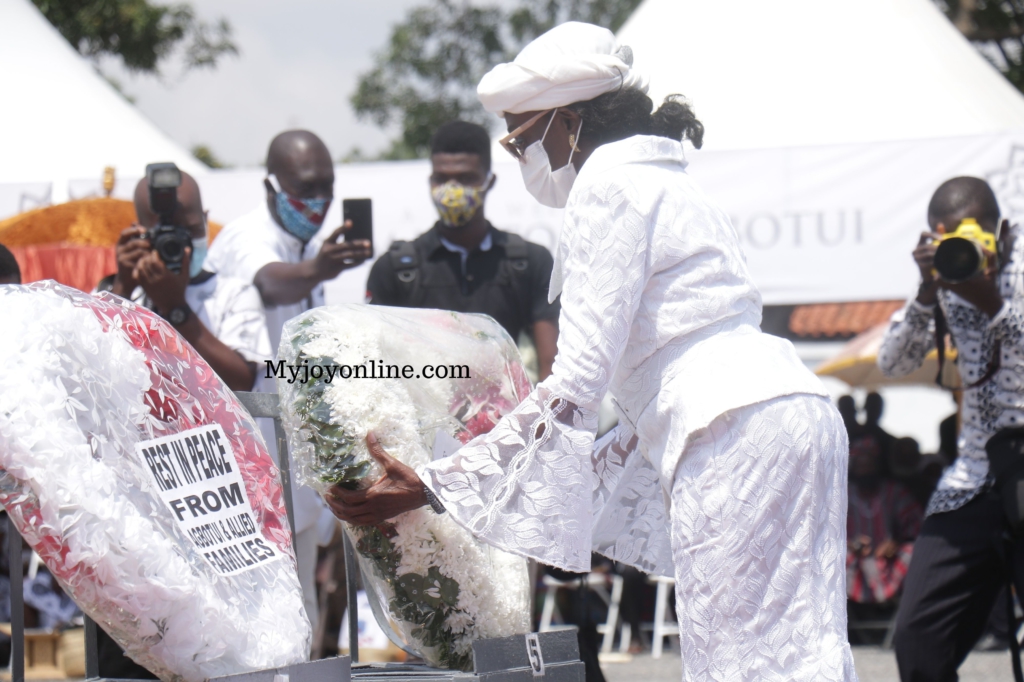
[110,168,270,392]
[878,176,1024,680]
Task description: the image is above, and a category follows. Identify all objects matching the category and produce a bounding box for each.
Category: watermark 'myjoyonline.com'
[265,360,472,384]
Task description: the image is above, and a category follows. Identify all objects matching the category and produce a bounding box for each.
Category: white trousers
[670,393,857,682]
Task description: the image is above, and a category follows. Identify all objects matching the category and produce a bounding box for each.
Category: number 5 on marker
[525,633,545,676]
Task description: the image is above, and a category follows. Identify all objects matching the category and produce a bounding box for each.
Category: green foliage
[32,0,237,75]
[352,0,643,160]
[934,0,1024,93]
[355,525,472,671]
[191,144,228,169]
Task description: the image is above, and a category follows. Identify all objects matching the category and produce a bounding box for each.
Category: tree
[32,0,237,76]
[351,0,642,160]
[191,144,228,169]
[935,0,1024,93]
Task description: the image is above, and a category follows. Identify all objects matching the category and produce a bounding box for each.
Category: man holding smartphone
[205,129,371,350]
[204,129,369,637]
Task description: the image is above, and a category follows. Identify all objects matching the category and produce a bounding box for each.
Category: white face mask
[519,110,582,209]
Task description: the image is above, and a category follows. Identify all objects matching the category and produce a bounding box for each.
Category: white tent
[5,0,1024,309]
[614,0,1017,449]
[617,0,1024,150]
[607,0,1024,306]
[0,0,205,196]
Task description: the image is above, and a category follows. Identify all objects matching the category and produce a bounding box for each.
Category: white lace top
[420,135,828,574]
[878,226,1024,515]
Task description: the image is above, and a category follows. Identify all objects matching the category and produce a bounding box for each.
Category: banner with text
[10,130,1024,305]
[135,424,280,577]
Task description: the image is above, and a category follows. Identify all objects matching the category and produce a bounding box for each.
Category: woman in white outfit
[328,22,856,682]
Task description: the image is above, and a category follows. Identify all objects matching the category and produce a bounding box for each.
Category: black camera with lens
[932,218,999,283]
[144,162,189,274]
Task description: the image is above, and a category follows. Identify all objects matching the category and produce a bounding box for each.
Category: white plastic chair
[539,573,612,632]
[644,576,679,658]
[596,573,632,654]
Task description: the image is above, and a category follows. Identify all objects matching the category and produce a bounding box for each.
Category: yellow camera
[933,218,997,283]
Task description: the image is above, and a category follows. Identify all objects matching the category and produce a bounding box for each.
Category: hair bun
[614,45,634,67]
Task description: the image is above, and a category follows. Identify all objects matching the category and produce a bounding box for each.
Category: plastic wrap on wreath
[277,304,532,671]
[0,282,310,682]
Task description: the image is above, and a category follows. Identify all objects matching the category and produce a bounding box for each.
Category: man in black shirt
[366,121,559,379]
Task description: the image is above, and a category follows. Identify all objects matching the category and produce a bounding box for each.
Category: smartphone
[342,198,373,255]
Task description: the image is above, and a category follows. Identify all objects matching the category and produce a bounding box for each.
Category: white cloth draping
[476,22,647,115]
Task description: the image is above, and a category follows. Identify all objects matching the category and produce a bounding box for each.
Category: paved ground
[601,646,1016,681]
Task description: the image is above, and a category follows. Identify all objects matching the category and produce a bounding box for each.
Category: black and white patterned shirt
[878,227,1024,515]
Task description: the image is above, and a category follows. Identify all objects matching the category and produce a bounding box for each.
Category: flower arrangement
[278,305,532,671]
[0,282,309,682]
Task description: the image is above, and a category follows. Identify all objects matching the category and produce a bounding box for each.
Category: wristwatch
[162,303,192,327]
[424,487,446,515]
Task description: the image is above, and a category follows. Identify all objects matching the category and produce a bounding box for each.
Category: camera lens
[934,237,982,282]
[160,239,184,261]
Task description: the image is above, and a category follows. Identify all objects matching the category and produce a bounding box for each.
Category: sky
[102,0,441,168]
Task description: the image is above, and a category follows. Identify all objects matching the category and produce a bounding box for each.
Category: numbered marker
[525,633,545,677]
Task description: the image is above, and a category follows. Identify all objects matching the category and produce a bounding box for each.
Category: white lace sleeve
[591,425,674,577]
[420,174,650,572]
[878,299,935,378]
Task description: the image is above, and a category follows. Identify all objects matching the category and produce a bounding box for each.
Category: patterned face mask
[430,176,490,228]
[189,236,208,279]
[274,190,330,242]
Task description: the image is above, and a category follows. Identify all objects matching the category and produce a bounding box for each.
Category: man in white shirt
[111,172,271,391]
[205,130,371,349]
[205,130,371,637]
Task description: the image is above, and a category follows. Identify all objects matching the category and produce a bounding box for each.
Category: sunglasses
[498,110,554,162]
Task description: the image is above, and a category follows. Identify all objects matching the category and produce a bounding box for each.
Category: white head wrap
[477,21,648,115]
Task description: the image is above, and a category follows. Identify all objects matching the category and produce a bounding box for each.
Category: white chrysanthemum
[280,305,531,668]
[0,285,309,682]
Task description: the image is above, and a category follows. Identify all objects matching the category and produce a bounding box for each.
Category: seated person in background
[847,434,923,606]
[888,437,939,509]
[366,120,559,380]
[888,436,922,482]
[109,172,271,391]
[0,244,21,284]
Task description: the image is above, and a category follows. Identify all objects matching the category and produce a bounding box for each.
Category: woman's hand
[324,433,429,526]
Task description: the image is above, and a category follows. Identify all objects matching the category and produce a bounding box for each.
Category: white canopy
[6,0,1024,310]
[616,0,1024,150]
[0,0,205,191]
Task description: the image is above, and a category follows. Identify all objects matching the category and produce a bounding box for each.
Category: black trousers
[894,491,1024,681]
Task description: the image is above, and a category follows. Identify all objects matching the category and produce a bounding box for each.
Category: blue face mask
[189,236,208,279]
[275,191,330,242]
